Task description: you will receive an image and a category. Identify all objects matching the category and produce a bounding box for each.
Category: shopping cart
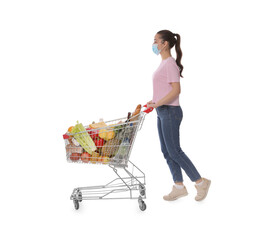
[63,104,153,211]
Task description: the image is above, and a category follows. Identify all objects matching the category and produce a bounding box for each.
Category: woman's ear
[162,40,169,49]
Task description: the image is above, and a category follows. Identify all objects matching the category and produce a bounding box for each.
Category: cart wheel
[73,200,79,210]
[78,191,82,202]
[140,189,145,196]
[139,184,146,196]
[139,200,146,211]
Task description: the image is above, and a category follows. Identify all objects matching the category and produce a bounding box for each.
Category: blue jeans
[156,105,201,183]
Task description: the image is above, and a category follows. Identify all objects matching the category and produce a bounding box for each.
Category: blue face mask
[152,44,161,55]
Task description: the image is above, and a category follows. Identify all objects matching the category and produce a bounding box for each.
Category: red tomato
[70,153,80,161]
[81,152,91,163]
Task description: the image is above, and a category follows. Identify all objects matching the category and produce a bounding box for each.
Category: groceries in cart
[63,104,146,167]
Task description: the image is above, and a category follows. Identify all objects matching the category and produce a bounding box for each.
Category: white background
[1,0,267,239]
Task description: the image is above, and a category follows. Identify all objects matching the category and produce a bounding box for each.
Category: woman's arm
[148,82,181,108]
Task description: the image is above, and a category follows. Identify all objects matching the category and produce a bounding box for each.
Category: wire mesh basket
[63,111,146,167]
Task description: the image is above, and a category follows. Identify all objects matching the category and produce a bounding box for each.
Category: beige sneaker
[195,178,211,201]
[163,185,188,201]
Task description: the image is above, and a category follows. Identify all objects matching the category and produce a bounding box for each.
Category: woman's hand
[147,103,159,108]
[146,100,159,109]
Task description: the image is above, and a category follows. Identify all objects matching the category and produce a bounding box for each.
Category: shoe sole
[163,192,188,201]
[195,180,211,201]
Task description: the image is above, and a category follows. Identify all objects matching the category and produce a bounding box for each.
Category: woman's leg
[161,106,202,182]
[157,115,183,183]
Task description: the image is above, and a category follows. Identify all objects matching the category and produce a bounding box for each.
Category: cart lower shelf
[70,160,147,211]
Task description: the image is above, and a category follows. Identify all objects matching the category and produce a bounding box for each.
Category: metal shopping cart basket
[63,104,153,211]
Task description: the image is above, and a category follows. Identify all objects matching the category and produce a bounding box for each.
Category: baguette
[130,104,141,122]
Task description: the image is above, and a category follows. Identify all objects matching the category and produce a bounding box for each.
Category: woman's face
[153,34,167,51]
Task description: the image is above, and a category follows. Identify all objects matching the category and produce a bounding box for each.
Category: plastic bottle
[114,137,130,162]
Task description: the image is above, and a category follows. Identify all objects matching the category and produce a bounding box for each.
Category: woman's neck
[161,51,172,60]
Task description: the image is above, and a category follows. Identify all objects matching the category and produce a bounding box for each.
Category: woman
[147,30,211,201]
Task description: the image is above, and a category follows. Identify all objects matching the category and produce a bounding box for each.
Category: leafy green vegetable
[113,124,124,134]
[71,121,96,154]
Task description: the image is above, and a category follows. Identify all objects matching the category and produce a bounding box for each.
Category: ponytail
[173,33,184,78]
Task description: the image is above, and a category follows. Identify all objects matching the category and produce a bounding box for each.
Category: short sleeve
[166,60,180,83]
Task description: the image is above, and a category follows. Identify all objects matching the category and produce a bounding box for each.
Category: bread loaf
[89,121,107,129]
[130,104,141,122]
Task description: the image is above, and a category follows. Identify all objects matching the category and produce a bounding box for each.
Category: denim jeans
[156,105,201,183]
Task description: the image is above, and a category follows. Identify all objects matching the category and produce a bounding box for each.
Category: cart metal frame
[70,160,147,211]
[64,105,153,211]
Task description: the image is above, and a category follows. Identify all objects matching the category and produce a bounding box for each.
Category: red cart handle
[143,104,154,113]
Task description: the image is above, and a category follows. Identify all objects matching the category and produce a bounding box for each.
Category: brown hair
[157,30,184,78]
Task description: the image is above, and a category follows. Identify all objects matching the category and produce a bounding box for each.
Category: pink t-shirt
[152,56,180,106]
